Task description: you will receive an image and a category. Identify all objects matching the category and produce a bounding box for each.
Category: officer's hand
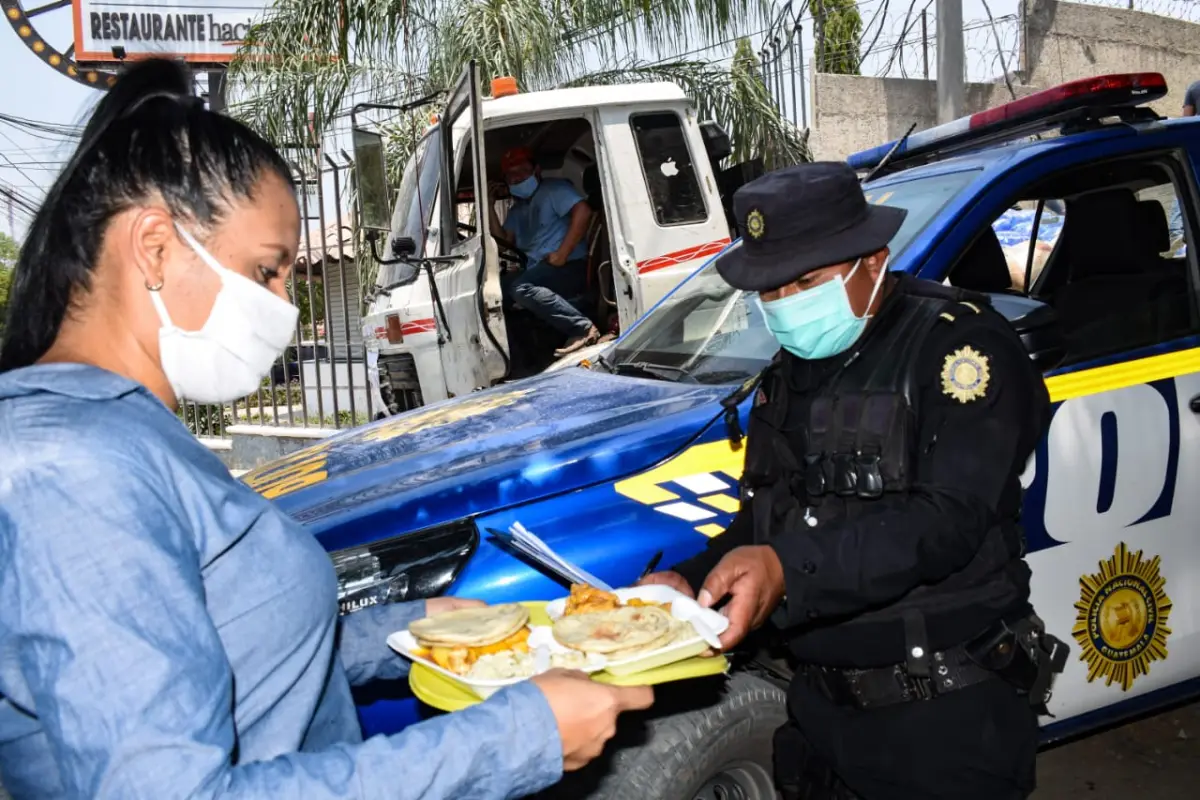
[546,249,568,267]
[697,545,785,651]
[636,570,695,598]
[532,669,654,771]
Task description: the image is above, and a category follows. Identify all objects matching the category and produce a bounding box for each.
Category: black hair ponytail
[0,58,292,372]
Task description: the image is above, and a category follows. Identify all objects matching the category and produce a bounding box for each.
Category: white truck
[351,61,768,414]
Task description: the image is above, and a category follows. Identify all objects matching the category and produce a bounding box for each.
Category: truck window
[630,112,707,226]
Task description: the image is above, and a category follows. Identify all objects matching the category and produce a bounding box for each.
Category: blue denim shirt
[0,364,562,799]
[502,178,588,265]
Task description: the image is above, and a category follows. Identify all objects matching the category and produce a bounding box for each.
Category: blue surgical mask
[509,175,539,199]
[757,258,887,360]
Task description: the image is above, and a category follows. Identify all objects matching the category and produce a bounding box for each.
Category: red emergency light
[848,73,1169,172]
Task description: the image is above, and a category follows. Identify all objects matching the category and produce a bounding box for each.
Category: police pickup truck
[244,73,1199,799]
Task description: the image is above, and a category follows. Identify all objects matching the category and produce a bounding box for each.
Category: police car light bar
[847,73,1168,172]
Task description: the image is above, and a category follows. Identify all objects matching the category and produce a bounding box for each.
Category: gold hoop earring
[145,279,164,292]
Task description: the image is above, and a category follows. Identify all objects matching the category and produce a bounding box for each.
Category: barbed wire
[1068,0,1200,24]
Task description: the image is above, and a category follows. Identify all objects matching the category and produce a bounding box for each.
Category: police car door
[936,145,1200,726]
[434,61,509,394]
[600,103,731,328]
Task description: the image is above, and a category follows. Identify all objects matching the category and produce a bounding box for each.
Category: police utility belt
[800,613,1069,713]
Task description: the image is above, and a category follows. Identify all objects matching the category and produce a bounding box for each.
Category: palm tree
[228,0,810,171]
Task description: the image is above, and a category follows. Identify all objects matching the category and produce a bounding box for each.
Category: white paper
[509,522,613,590]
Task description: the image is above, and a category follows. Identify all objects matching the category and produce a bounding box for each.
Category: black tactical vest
[735,279,1026,632]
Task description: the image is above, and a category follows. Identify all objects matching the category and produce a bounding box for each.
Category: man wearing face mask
[640,162,1065,799]
[488,146,599,357]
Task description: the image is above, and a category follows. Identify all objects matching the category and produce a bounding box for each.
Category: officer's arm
[767,316,1046,624]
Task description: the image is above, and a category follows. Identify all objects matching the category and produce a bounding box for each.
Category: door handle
[1191,393,1200,413]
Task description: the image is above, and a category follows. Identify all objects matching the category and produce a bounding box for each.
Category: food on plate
[407,603,533,677]
[562,583,671,616]
[562,583,621,615]
[603,617,697,662]
[552,605,676,655]
[467,648,592,681]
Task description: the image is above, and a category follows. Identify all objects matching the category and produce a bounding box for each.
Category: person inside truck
[0,58,653,799]
[487,146,602,357]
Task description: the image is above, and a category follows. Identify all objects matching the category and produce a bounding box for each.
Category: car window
[630,112,708,226]
[948,156,1198,367]
[1053,173,1197,364]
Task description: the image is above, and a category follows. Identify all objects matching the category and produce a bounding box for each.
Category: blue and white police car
[243,72,1200,798]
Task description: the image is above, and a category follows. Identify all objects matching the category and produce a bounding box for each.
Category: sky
[0,0,1155,242]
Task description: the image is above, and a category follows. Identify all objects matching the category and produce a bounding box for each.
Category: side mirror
[352,128,392,232]
[391,236,417,258]
[987,293,1066,372]
[699,121,732,163]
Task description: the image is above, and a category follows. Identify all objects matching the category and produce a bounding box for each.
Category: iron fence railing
[182,155,377,440]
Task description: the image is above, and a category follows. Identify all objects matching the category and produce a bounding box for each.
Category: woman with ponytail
[0,59,650,799]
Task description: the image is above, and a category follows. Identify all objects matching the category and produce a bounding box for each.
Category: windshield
[378,129,442,287]
[863,169,979,257]
[609,168,979,384]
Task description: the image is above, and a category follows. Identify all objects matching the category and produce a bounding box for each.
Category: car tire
[535,670,787,800]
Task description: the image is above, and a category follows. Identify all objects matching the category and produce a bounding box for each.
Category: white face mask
[148,223,299,404]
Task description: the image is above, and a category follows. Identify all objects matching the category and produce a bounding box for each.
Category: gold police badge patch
[746,208,766,239]
[940,345,990,403]
[1072,543,1172,692]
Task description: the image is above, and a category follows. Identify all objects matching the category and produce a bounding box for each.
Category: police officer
[641,162,1067,799]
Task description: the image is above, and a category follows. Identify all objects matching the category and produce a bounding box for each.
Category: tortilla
[408,603,530,647]
[552,605,674,654]
[605,617,696,661]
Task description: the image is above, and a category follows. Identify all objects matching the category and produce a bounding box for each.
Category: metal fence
[182,154,378,440]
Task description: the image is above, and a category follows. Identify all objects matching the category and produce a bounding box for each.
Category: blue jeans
[502,258,593,336]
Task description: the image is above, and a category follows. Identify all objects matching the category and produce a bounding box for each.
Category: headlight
[330,520,478,616]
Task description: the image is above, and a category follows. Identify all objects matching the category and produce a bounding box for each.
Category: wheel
[535,671,787,800]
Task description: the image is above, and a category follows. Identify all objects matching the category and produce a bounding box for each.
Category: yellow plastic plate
[405,601,730,713]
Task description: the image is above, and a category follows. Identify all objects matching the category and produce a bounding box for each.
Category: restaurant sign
[72,0,270,64]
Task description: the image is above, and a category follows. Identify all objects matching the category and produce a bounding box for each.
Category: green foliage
[0,233,19,339]
[813,0,863,76]
[228,1,802,177]
[291,277,326,338]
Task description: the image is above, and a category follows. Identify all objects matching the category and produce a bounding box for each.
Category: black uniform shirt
[673,276,1051,667]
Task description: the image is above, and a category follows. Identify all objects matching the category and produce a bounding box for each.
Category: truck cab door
[598,104,732,329]
[433,61,509,395]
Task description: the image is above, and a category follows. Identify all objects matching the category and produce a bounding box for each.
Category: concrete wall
[809,75,1038,161]
[808,0,1200,162]
[1022,0,1200,118]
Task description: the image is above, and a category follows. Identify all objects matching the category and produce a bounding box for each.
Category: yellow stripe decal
[1044,346,1200,403]
[614,440,745,504]
[699,493,741,513]
[695,524,728,538]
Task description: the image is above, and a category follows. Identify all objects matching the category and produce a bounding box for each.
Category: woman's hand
[531,669,654,771]
[424,597,487,616]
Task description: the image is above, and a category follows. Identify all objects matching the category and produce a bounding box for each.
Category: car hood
[249,367,730,550]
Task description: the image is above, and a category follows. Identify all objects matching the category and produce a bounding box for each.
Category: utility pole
[936,0,964,123]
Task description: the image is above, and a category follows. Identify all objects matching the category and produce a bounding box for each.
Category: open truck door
[434,61,511,394]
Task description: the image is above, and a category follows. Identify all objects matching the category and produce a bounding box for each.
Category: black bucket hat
[716,161,908,292]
